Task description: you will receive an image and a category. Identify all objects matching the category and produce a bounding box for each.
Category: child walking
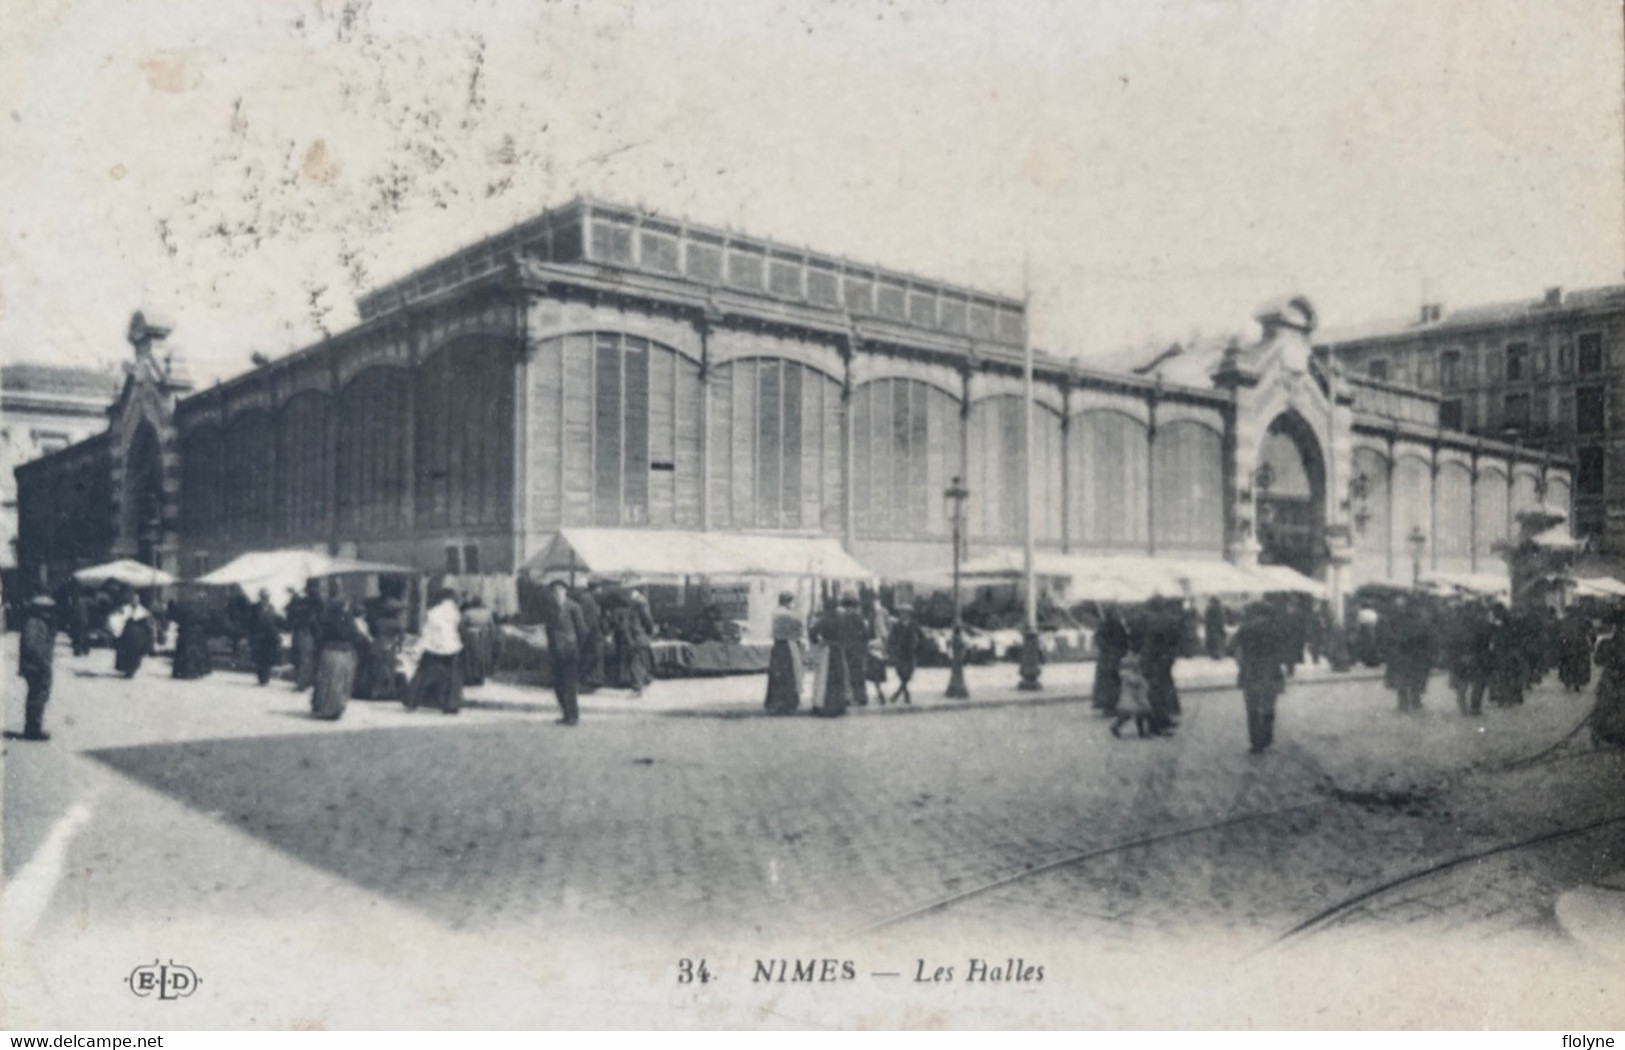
[1110,652,1153,739]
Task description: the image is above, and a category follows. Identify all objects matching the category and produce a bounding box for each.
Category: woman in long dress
[311,597,367,721]
[764,591,805,714]
[170,595,214,680]
[810,596,861,717]
[356,595,406,699]
[623,590,655,697]
[113,596,154,678]
[1092,606,1129,714]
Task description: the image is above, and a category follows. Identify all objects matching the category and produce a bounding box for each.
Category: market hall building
[14,197,1572,618]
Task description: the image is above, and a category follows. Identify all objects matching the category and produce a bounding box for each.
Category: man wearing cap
[12,596,57,741]
[544,580,589,725]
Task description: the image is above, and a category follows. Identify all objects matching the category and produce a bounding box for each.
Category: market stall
[517,528,874,679]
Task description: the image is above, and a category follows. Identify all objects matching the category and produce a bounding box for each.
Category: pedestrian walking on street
[170,592,215,681]
[837,593,871,707]
[1203,597,1227,660]
[764,591,805,715]
[1092,605,1130,714]
[1379,593,1433,711]
[65,581,91,657]
[356,593,407,700]
[407,588,465,714]
[1230,601,1288,753]
[1109,653,1152,738]
[459,596,497,687]
[576,581,605,694]
[885,604,925,705]
[809,596,860,718]
[623,590,655,697]
[1489,604,1530,707]
[1140,598,1183,733]
[864,598,891,705]
[248,589,282,685]
[9,596,56,742]
[543,580,588,725]
[311,596,368,720]
[285,580,322,691]
[1557,608,1594,693]
[111,592,153,678]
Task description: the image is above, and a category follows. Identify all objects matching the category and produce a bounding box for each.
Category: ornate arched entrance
[1255,412,1327,578]
[125,421,165,566]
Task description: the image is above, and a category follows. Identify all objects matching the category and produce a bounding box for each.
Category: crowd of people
[12,573,1625,752]
[1089,595,1305,753]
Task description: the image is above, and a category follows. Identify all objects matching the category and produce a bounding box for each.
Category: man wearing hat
[544,580,589,725]
[11,596,57,741]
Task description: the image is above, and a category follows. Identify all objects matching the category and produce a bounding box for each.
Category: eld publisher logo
[125,960,201,1000]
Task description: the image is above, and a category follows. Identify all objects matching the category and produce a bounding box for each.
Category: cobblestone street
[4,639,1624,1029]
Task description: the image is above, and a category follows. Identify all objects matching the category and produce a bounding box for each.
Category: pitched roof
[0,362,123,400]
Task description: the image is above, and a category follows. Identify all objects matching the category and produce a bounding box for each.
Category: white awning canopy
[524,529,873,581]
[73,558,178,588]
[1574,576,1625,599]
[1421,571,1512,599]
[196,549,418,609]
[1530,524,1585,552]
[956,550,1322,602]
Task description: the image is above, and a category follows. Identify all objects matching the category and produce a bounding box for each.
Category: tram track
[837,699,1623,944]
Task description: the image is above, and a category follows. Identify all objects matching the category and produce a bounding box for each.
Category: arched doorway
[1255,412,1326,578]
[126,421,165,566]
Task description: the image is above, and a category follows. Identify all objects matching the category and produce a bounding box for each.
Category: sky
[1,0,1621,384]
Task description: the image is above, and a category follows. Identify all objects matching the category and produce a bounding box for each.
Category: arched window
[337,368,412,535]
[1392,454,1431,559]
[966,395,1063,546]
[1511,469,1541,520]
[1151,420,1223,552]
[1474,467,1509,556]
[531,333,706,529]
[224,409,274,542]
[180,423,223,541]
[415,340,514,531]
[1435,461,1473,562]
[1351,447,1391,559]
[852,378,958,540]
[1069,410,1149,550]
[709,356,841,532]
[277,392,331,540]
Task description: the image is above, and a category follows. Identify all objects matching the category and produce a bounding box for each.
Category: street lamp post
[944,475,970,700]
[1407,525,1427,587]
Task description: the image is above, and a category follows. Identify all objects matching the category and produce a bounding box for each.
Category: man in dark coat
[1203,598,1227,661]
[11,596,57,741]
[1140,598,1183,733]
[170,593,215,680]
[1229,601,1288,753]
[248,589,282,686]
[1380,594,1435,711]
[65,581,91,657]
[837,594,871,707]
[544,580,589,725]
[885,604,925,705]
[576,582,604,694]
[1092,606,1131,713]
[284,580,322,691]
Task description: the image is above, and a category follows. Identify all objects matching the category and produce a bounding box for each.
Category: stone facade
[12,198,1572,609]
[1320,286,1621,551]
